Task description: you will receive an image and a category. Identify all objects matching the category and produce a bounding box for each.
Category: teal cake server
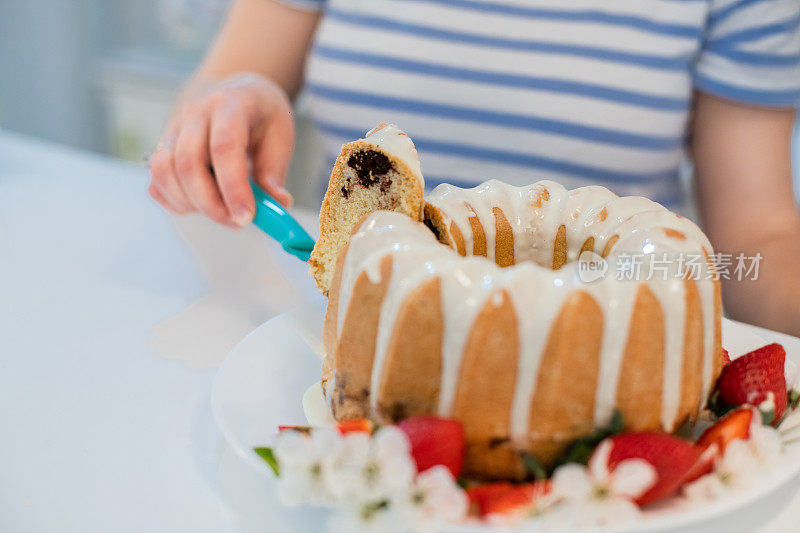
[250,181,316,262]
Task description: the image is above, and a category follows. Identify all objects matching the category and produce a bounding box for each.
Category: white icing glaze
[333,179,717,441]
[507,264,569,444]
[650,277,687,431]
[364,123,424,188]
[589,276,638,428]
[699,278,717,398]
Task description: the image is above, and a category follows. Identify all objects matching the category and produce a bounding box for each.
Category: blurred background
[0,0,325,207]
[0,0,798,208]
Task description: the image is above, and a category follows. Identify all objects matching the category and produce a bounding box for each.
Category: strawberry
[278,424,310,434]
[278,420,372,435]
[466,481,550,516]
[685,408,753,482]
[398,416,465,477]
[696,408,752,455]
[466,482,515,515]
[604,432,699,506]
[721,348,731,367]
[336,418,372,434]
[714,343,787,423]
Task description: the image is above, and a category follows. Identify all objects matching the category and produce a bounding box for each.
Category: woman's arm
[149,0,320,227]
[189,0,320,100]
[692,92,800,336]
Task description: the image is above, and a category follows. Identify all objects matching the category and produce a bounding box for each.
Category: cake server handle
[250,181,316,262]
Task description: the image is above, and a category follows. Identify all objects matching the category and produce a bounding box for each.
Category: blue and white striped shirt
[280,0,800,207]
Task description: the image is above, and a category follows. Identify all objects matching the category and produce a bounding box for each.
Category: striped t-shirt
[280,0,800,208]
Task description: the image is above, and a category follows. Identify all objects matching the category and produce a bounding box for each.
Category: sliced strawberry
[721,348,731,367]
[278,424,310,434]
[685,408,753,482]
[467,481,550,516]
[398,416,465,477]
[466,482,515,515]
[696,408,752,455]
[336,418,372,434]
[715,343,787,423]
[683,442,718,484]
[604,432,699,506]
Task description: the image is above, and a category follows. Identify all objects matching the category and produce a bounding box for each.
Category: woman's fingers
[173,107,236,227]
[209,98,255,226]
[252,101,295,208]
[149,135,194,214]
[150,74,297,225]
[148,180,184,214]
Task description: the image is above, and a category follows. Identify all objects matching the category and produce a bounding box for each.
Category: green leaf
[759,405,775,426]
[789,389,800,411]
[521,452,547,481]
[707,390,737,419]
[254,447,280,476]
[360,500,389,520]
[550,410,624,472]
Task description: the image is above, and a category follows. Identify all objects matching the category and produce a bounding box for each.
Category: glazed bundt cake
[315,126,722,480]
[309,123,424,294]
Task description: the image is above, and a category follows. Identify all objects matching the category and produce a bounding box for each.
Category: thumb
[252,106,295,208]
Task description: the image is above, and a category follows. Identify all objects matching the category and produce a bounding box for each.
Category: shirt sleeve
[272,0,326,12]
[694,0,800,107]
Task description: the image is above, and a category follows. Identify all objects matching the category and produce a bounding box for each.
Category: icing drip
[650,278,687,431]
[508,265,571,444]
[699,279,717,398]
[336,216,408,336]
[370,222,446,413]
[364,123,424,188]
[589,277,638,427]
[334,179,717,439]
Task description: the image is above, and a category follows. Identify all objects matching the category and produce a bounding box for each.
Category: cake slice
[309,123,425,294]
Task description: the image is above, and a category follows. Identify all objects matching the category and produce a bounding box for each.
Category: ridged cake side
[323,180,722,480]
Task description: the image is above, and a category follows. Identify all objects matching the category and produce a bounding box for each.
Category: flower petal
[720,439,758,479]
[274,431,313,466]
[413,466,468,523]
[311,427,343,456]
[589,439,613,481]
[552,463,593,500]
[610,458,657,499]
[373,426,412,461]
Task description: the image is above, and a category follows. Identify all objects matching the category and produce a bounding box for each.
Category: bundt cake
[313,126,722,480]
[309,123,424,294]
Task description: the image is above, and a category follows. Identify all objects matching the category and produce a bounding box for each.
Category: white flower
[684,439,759,500]
[546,497,642,529]
[327,503,407,533]
[747,417,783,465]
[274,428,344,506]
[780,408,800,434]
[328,426,417,503]
[399,465,468,531]
[548,440,656,527]
[553,440,656,501]
[683,412,783,502]
[326,464,466,533]
[484,482,557,530]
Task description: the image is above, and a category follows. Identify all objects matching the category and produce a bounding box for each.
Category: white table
[2,130,800,532]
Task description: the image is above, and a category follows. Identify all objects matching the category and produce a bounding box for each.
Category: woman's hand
[149,73,295,228]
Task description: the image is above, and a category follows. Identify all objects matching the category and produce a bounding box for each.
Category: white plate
[212,307,800,532]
